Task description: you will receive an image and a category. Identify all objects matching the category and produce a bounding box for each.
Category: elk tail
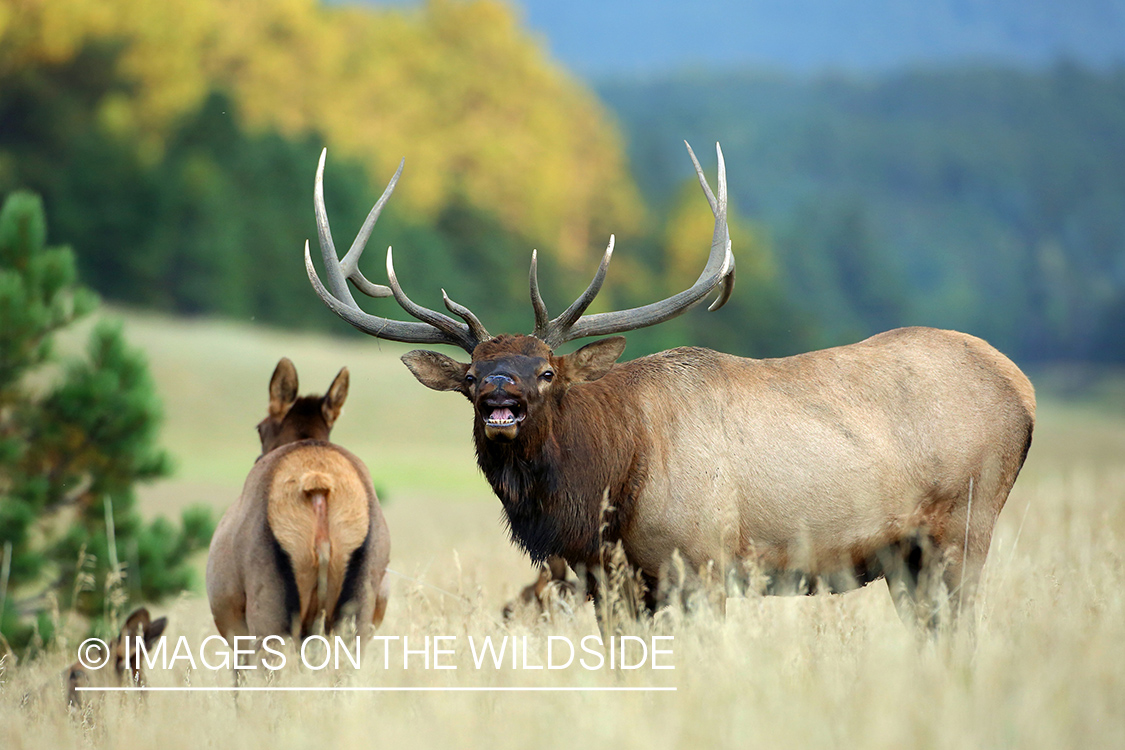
[302,472,334,619]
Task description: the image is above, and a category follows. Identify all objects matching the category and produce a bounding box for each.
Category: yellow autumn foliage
[0,0,642,264]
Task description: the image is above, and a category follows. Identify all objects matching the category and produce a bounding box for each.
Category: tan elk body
[206,359,389,641]
[560,329,1033,588]
[305,143,1034,624]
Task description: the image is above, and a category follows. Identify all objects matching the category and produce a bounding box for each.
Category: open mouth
[484,403,526,428]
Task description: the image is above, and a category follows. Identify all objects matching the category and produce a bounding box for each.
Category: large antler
[305,149,489,354]
[529,142,734,349]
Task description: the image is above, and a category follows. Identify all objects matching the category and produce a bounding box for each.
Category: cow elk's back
[267,448,371,632]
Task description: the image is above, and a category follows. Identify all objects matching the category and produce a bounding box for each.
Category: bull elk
[207,359,390,643]
[304,144,1035,627]
[65,607,166,706]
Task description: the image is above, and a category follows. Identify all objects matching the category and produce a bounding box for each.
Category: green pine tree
[0,191,212,652]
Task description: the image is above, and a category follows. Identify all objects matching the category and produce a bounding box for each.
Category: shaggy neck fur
[473,376,647,567]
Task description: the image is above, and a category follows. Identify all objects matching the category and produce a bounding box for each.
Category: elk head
[65,607,166,705]
[400,333,624,444]
[257,357,349,454]
[304,142,734,442]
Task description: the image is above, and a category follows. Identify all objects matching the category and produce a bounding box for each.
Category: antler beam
[305,149,489,354]
[529,142,735,349]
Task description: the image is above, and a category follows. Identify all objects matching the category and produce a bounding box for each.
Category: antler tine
[529,250,550,338]
[442,288,491,345]
[685,141,718,214]
[384,248,476,350]
[700,142,734,312]
[348,271,394,299]
[340,159,403,279]
[314,149,356,305]
[539,141,735,349]
[314,149,394,300]
[305,242,465,346]
[542,235,615,347]
[307,151,485,354]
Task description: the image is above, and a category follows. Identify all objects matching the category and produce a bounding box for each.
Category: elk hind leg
[939,493,1001,628]
[880,533,949,632]
[657,553,726,619]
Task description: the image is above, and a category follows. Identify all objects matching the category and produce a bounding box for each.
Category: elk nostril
[484,374,515,386]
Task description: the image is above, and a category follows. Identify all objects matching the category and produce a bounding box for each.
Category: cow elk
[65,607,166,706]
[207,359,390,645]
[305,144,1035,629]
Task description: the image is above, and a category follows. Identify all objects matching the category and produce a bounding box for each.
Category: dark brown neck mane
[473,375,647,567]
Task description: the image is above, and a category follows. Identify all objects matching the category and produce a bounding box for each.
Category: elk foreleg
[501,556,576,621]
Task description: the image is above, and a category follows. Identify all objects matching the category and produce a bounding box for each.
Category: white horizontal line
[77,686,676,693]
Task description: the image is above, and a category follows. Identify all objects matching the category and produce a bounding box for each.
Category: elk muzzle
[479,375,526,442]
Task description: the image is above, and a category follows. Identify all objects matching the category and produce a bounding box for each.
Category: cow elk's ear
[122,607,152,638]
[269,358,300,419]
[323,367,349,427]
[144,617,168,649]
[116,607,152,666]
[563,336,626,383]
[117,607,166,657]
[401,350,470,392]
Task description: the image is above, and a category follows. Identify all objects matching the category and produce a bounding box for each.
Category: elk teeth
[487,407,519,426]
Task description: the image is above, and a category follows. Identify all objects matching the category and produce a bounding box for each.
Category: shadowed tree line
[0,42,553,337]
[5,1,1123,368]
[599,64,1125,362]
[0,36,806,359]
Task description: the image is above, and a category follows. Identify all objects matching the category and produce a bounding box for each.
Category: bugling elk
[305,143,1034,627]
[207,359,390,643]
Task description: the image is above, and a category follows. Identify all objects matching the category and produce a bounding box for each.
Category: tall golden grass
[3,310,1123,748]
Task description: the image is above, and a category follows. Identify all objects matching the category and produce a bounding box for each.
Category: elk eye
[539,370,554,383]
[465,373,476,385]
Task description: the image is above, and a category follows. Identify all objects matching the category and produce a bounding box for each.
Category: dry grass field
[2,309,1124,749]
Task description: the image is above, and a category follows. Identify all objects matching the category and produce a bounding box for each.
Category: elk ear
[269,358,299,419]
[563,336,626,382]
[322,367,349,427]
[119,607,165,648]
[122,607,151,637]
[401,350,469,392]
[143,617,168,649]
[116,607,151,663]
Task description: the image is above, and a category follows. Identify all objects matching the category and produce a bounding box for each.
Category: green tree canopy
[0,192,212,651]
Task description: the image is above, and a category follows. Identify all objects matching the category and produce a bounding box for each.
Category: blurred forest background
[2,0,1123,363]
